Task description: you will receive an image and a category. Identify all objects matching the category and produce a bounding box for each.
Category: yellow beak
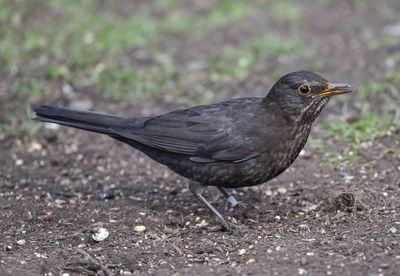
[311,82,353,99]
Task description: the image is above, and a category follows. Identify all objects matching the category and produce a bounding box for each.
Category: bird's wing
[111,102,262,163]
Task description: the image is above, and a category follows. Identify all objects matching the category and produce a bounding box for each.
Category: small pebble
[277,187,287,194]
[246,258,256,265]
[307,204,319,212]
[28,142,43,152]
[379,263,390,269]
[92,227,109,242]
[239,249,246,255]
[389,227,397,234]
[17,239,26,246]
[196,219,209,228]
[134,225,146,233]
[15,159,24,166]
[298,268,306,275]
[44,122,60,130]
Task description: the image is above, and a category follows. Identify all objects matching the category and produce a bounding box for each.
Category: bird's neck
[288,98,329,160]
[264,97,329,126]
[297,98,329,125]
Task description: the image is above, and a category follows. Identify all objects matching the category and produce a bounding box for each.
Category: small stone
[307,204,319,212]
[44,122,60,130]
[389,227,397,234]
[196,219,209,228]
[246,258,256,265]
[343,175,354,184]
[99,191,115,200]
[265,190,273,196]
[379,263,390,269]
[34,252,48,259]
[277,187,287,194]
[239,249,246,255]
[17,239,26,246]
[70,99,93,110]
[15,159,24,166]
[28,142,43,152]
[77,244,86,248]
[134,225,146,233]
[298,268,306,275]
[275,215,281,221]
[91,227,109,242]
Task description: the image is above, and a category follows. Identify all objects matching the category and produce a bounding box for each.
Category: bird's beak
[311,82,353,99]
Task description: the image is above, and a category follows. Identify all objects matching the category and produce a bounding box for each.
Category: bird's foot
[232,204,251,219]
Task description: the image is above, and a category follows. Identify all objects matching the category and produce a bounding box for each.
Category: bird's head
[265,70,353,123]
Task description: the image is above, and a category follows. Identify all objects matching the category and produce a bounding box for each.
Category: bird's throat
[295,97,329,125]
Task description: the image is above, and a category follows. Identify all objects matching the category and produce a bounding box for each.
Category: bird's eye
[298,84,311,95]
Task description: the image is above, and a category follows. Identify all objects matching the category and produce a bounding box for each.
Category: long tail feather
[33,105,128,135]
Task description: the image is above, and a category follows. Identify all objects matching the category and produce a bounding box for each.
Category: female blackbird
[34,71,352,232]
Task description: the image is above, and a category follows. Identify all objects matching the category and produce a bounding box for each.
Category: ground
[0,0,399,275]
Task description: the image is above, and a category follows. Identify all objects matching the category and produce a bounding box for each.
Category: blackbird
[34,70,352,232]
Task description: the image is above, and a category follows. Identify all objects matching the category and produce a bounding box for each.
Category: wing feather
[111,99,264,163]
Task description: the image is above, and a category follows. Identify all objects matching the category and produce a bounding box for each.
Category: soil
[1,0,400,275]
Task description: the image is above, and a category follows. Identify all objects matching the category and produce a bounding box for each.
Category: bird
[33,70,352,232]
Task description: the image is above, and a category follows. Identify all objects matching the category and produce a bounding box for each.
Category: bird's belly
[134,127,309,188]
[165,159,269,188]
[163,155,295,188]
[140,143,307,188]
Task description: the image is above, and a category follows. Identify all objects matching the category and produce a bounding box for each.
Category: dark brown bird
[34,71,352,232]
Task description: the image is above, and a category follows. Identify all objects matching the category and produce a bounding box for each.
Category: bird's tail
[33,105,129,135]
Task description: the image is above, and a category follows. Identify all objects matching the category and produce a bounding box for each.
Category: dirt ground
[1,0,400,275]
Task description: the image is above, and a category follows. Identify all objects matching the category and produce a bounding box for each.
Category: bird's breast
[261,123,312,180]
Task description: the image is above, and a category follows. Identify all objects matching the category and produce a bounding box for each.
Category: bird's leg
[217,187,239,208]
[189,182,237,232]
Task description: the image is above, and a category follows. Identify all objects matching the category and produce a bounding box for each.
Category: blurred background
[0,0,399,157]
